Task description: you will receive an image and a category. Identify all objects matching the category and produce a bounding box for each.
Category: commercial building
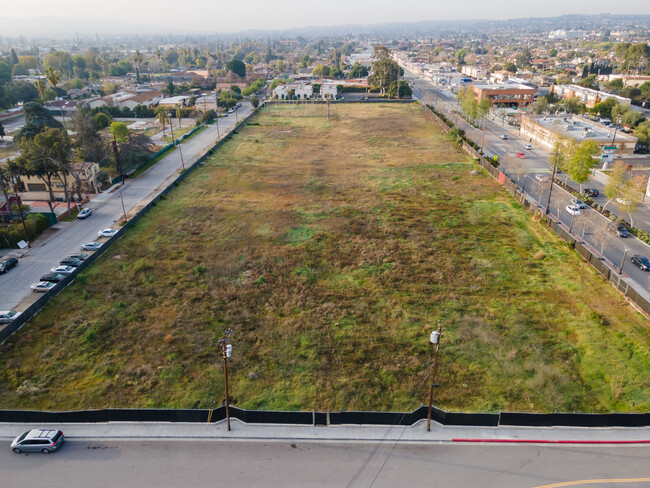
[471,83,535,108]
[520,115,638,155]
[460,65,488,80]
[551,85,631,109]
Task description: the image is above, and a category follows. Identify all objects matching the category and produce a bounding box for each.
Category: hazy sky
[2,0,650,33]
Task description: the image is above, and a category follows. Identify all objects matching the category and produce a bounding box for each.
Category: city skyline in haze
[1,0,649,36]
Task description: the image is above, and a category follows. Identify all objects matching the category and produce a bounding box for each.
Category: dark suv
[0,257,18,274]
[584,188,599,197]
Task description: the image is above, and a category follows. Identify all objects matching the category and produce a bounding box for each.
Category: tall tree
[155,106,168,139]
[15,102,63,142]
[566,140,599,193]
[368,58,399,95]
[33,79,47,102]
[45,67,67,131]
[175,104,183,129]
[225,59,246,79]
[133,50,143,84]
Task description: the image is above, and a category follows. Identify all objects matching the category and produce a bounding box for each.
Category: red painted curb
[452,439,650,444]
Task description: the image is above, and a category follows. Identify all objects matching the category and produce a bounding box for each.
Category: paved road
[1,439,648,488]
[405,71,650,297]
[0,103,253,313]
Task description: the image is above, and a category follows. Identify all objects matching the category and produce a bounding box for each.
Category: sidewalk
[0,420,648,444]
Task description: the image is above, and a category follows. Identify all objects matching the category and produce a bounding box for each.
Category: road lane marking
[529,479,650,488]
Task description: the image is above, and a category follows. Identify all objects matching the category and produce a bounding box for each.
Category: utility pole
[545,151,559,215]
[112,133,124,186]
[219,328,233,431]
[119,190,127,224]
[619,247,629,275]
[168,113,185,171]
[11,181,30,248]
[427,321,443,432]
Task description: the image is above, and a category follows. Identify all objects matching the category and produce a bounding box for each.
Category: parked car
[50,265,75,275]
[609,223,629,237]
[500,134,508,140]
[0,310,21,323]
[584,188,599,197]
[59,258,83,267]
[40,273,65,283]
[77,208,92,219]
[98,228,118,238]
[631,255,650,271]
[81,242,102,251]
[30,281,56,293]
[565,205,581,216]
[516,152,526,158]
[534,174,548,182]
[570,198,587,209]
[0,257,18,274]
[11,429,64,454]
[66,253,89,261]
[524,144,533,150]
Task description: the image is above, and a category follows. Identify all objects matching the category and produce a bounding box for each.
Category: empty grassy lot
[1,103,648,413]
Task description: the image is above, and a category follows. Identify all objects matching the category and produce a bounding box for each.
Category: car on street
[584,188,599,197]
[40,273,65,283]
[77,208,92,219]
[11,429,64,454]
[66,253,89,261]
[609,223,629,237]
[534,174,548,182]
[565,205,581,216]
[631,255,650,271]
[499,134,508,140]
[524,144,533,150]
[516,152,526,158]
[616,197,632,206]
[98,228,118,238]
[50,265,75,275]
[570,198,587,209]
[30,281,56,293]
[0,257,18,274]
[81,242,102,251]
[59,258,83,267]
[0,310,21,323]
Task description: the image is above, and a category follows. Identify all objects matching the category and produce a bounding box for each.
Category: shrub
[0,213,50,248]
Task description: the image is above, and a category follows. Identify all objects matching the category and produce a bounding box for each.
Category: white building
[294,84,313,99]
[273,85,291,100]
[195,94,218,112]
[551,85,631,109]
[320,84,338,99]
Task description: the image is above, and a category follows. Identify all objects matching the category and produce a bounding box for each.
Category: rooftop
[528,115,637,143]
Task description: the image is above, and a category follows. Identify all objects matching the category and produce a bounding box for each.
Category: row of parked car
[29,229,118,294]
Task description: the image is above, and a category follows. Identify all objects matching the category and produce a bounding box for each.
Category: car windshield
[7,311,17,317]
[17,431,28,442]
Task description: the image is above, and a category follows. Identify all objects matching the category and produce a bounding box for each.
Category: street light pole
[619,247,629,275]
[427,321,443,432]
[219,328,233,431]
[168,112,185,171]
[545,151,560,215]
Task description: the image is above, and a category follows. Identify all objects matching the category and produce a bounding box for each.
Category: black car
[58,258,83,267]
[584,188,600,197]
[0,257,18,274]
[40,273,65,283]
[66,253,89,261]
[631,255,650,271]
[609,224,629,238]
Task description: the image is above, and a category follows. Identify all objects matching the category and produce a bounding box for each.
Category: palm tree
[34,79,47,102]
[133,50,143,84]
[155,106,168,139]
[175,104,182,129]
[45,67,66,131]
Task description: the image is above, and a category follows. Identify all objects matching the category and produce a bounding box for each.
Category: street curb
[452,439,650,444]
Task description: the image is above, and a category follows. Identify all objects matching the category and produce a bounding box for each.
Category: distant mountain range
[0,14,649,41]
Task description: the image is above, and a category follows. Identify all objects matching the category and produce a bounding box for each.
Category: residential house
[158,95,191,108]
[17,162,101,202]
[320,83,338,99]
[273,85,291,100]
[119,90,164,110]
[294,84,313,99]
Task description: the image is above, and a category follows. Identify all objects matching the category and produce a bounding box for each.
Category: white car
[565,205,581,216]
[77,208,92,219]
[98,228,118,238]
[534,174,548,182]
[524,144,533,150]
[570,198,587,209]
[81,242,102,251]
[30,281,56,293]
[50,265,75,275]
[0,310,22,323]
[500,134,508,140]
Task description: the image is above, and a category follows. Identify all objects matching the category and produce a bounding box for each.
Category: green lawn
[0,103,648,413]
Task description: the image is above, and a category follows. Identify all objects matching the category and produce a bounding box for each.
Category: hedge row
[0,213,50,248]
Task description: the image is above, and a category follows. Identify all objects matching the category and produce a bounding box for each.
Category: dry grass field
[0,103,648,413]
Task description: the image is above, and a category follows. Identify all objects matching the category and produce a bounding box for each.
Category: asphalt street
[405,71,650,297]
[0,438,648,488]
[0,103,253,313]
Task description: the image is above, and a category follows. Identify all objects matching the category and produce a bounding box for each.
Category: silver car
[11,429,64,454]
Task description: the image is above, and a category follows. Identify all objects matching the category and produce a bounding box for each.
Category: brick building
[471,83,535,108]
